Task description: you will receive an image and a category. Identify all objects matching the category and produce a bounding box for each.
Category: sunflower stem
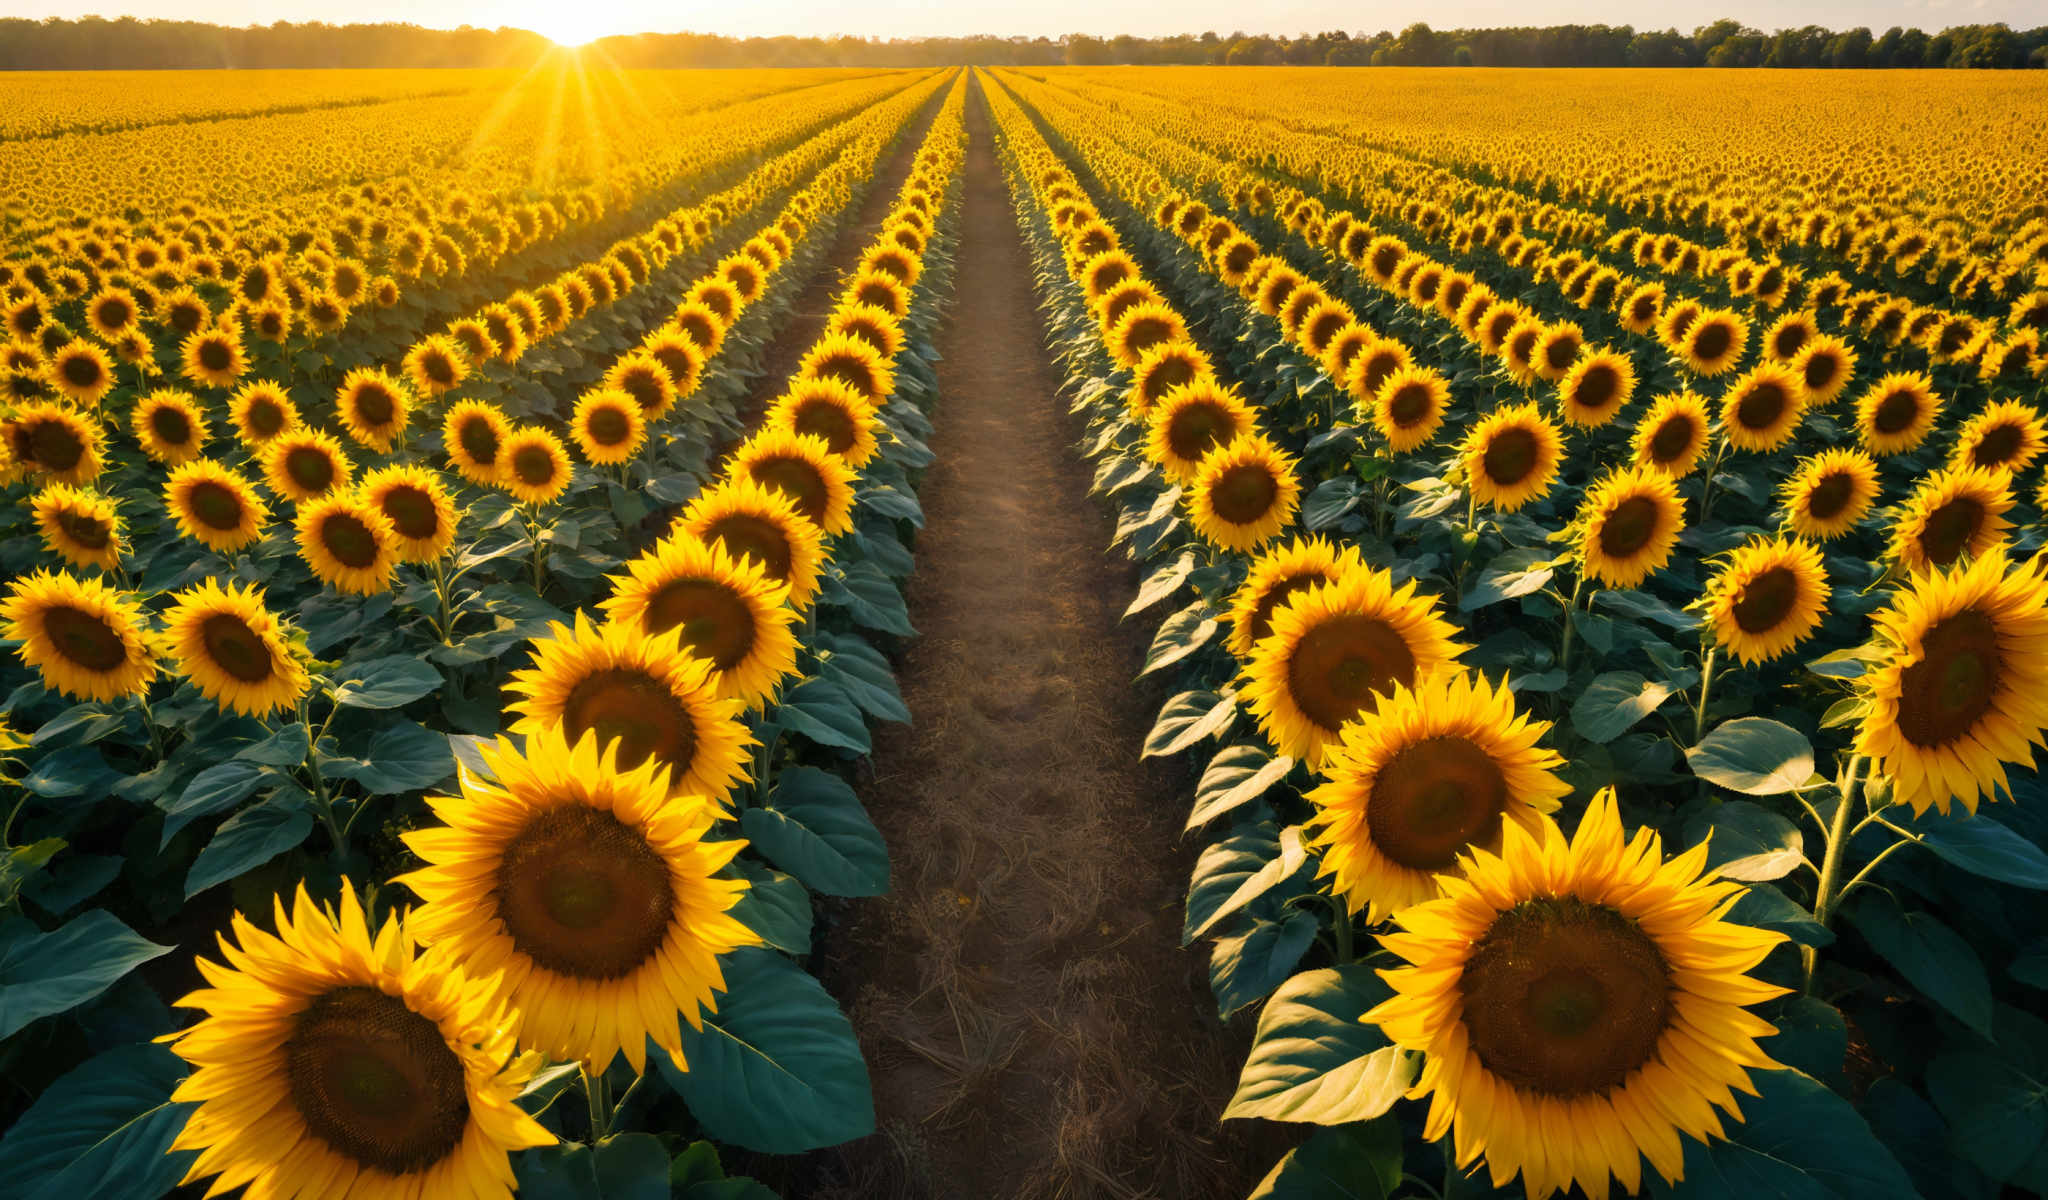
[1801,754,1865,993]
[1692,644,1718,744]
[581,1063,610,1141]
[1332,903,1355,964]
[1557,571,1588,674]
[1697,434,1729,524]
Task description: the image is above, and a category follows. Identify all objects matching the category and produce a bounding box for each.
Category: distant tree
[1451,45,1473,66]
[1827,27,1873,67]
[1326,39,1371,65]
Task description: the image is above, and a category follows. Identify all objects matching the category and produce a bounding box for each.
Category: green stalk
[1801,755,1864,993]
[1693,644,1719,743]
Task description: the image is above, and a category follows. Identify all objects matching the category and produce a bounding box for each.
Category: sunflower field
[985,64,2048,1200]
[0,62,966,1198]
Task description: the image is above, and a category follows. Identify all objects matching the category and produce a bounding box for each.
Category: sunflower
[1307,672,1568,923]
[1187,434,1301,553]
[296,491,400,595]
[1629,392,1713,478]
[165,460,269,552]
[228,379,300,447]
[131,388,209,464]
[443,399,511,486]
[1674,308,1748,377]
[731,429,857,535]
[844,268,909,319]
[361,464,458,563]
[571,389,647,465]
[1,570,157,701]
[768,376,881,470]
[1243,563,1466,768]
[643,330,705,403]
[1128,340,1212,419]
[180,327,247,389]
[1762,310,1819,362]
[166,884,553,1200]
[1499,317,1545,386]
[1106,300,1190,371]
[1719,362,1807,453]
[31,484,122,571]
[1321,324,1377,387]
[1854,371,1943,457]
[1227,537,1364,659]
[1854,548,2048,815]
[669,301,728,359]
[397,726,762,1072]
[1577,466,1685,588]
[335,368,413,453]
[46,341,116,407]
[602,535,798,709]
[605,351,678,422]
[1779,448,1880,542]
[1347,337,1414,408]
[83,286,138,341]
[403,334,468,398]
[1618,282,1664,335]
[5,401,102,484]
[1529,322,1585,383]
[1146,380,1255,482]
[505,614,752,807]
[496,427,574,505]
[679,477,827,610]
[261,429,355,504]
[1373,367,1452,453]
[1080,249,1141,304]
[1888,465,2014,575]
[162,578,308,716]
[1366,788,1788,1200]
[1458,403,1562,513]
[1701,537,1829,665]
[1791,335,1856,406]
[800,331,894,407]
[1950,399,2047,474]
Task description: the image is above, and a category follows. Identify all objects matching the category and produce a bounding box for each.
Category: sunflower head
[1107,300,1189,371]
[167,884,554,1196]
[602,533,799,709]
[165,460,269,553]
[845,269,909,319]
[228,378,300,447]
[1347,337,1413,407]
[606,351,679,421]
[732,428,858,535]
[403,334,468,398]
[1790,334,1856,406]
[571,388,648,466]
[362,463,458,563]
[1081,249,1140,303]
[1888,465,2015,575]
[1308,671,1568,922]
[1629,391,1712,477]
[799,331,894,408]
[1720,362,1808,452]
[1228,536,1362,659]
[498,427,574,505]
[31,483,123,571]
[1951,399,2047,474]
[1128,339,1212,420]
[1373,366,1452,453]
[1703,537,1829,665]
[1763,310,1819,361]
[645,330,706,400]
[335,368,413,453]
[179,326,247,389]
[130,388,209,464]
[5,401,103,485]
[1557,349,1635,428]
[1367,788,1788,1199]
[261,428,355,504]
[681,476,827,611]
[296,490,400,595]
[398,726,763,1072]
[1576,466,1685,589]
[1780,448,1880,541]
[47,340,116,406]
[1855,371,1943,457]
[443,399,511,485]
[1,569,157,701]
[1146,379,1255,482]
[164,578,309,716]
[1463,403,1563,512]
[768,375,881,469]
[1529,321,1586,382]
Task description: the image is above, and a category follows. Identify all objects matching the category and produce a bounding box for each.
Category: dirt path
[795,76,1270,1200]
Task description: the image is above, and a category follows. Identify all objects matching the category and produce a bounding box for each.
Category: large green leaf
[1571,672,1680,743]
[812,632,910,725]
[516,1133,671,1200]
[1145,689,1236,758]
[0,910,172,1038]
[660,947,874,1154]
[1683,800,1807,882]
[184,792,315,897]
[1459,547,1558,611]
[158,759,270,846]
[1248,1119,1402,1200]
[1926,1050,2048,1181]
[1210,911,1320,1018]
[1650,1069,1918,1199]
[1908,809,2048,890]
[1845,893,1993,1036]
[727,861,811,956]
[1188,743,1295,830]
[1140,600,1218,677]
[738,766,888,897]
[331,654,443,709]
[1224,965,1416,1125]
[1186,824,1309,943]
[1687,719,1816,796]
[822,560,914,637]
[0,1043,195,1200]
[333,720,455,795]
[773,676,872,754]
[1126,550,1195,617]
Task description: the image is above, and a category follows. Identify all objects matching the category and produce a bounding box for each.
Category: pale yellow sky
[1,0,2032,45]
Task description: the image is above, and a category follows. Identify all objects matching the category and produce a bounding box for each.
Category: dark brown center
[1732,566,1800,633]
[248,398,285,437]
[56,510,110,550]
[1598,496,1661,559]
[1917,497,1983,567]
[1649,416,1695,463]
[561,667,696,776]
[587,405,632,447]
[198,340,232,372]
[1167,402,1238,464]
[511,445,556,487]
[188,480,244,530]
[150,404,193,445]
[1484,427,1540,484]
[1249,573,1327,650]
[749,457,829,527]
[43,605,127,671]
[321,514,381,569]
[457,416,499,466]
[1736,382,1789,431]
[26,418,85,471]
[1806,471,1856,520]
[495,806,675,979]
[1286,614,1417,732]
[1898,608,2001,748]
[352,385,396,427]
[285,446,336,494]
[1969,423,2024,468]
[1386,382,1434,429]
[1366,735,1508,870]
[1691,322,1732,362]
[381,486,440,541]
[285,986,469,1175]
[646,578,758,670]
[201,613,274,682]
[1872,390,1920,436]
[705,514,793,583]
[1209,463,1280,525]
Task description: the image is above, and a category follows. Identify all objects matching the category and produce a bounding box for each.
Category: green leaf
[1459,547,1557,611]
[680,1180,780,1200]
[517,1135,671,1200]
[332,654,443,709]
[1926,1051,2047,1181]
[1727,882,1833,948]
[1300,477,1362,530]
[1144,689,1236,758]
[1568,672,1678,743]
[1211,911,1320,1018]
[1763,995,1847,1083]
[1186,824,1309,943]
[728,861,811,956]
[1846,892,1993,1036]
[774,677,872,754]
[1908,809,2048,890]
[0,1043,195,1200]
[1651,1069,1917,1199]
[1188,744,1295,830]
[1594,588,1700,631]
[159,759,270,847]
[739,766,888,897]
[1126,550,1195,618]
[1248,1119,1401,1200]
[822,560,914,636]
[1225,965,1415,1125]
[1141,600,1218,677]
[235,723,309,767]
[24,747,118,799]
[185,793,314,897]
[0,910,172,1038]
[338,720,455,795]
[1687,719,1816,796]
[1683,800,1806,882]
[812,632,909,725]
[660,947,874,1154]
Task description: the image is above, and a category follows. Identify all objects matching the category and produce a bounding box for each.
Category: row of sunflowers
[0,67,964,1198]
[986,62,2048,1200]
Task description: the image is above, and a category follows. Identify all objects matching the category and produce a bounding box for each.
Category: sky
[0,0,2037,45]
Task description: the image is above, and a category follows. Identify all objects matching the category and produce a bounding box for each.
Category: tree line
[0,16,2041,71]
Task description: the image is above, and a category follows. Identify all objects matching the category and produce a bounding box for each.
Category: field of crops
[2,59,2047,1200]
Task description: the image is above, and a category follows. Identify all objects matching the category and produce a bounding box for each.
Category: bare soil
[794,77,1273,1200]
